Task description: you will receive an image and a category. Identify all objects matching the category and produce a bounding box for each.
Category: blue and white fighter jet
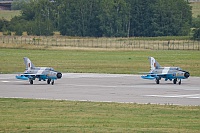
[141,57,190,85]
[16,57,62,85]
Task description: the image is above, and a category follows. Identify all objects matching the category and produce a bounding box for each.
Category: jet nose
[184,72,190,78]
[57,72,62,79]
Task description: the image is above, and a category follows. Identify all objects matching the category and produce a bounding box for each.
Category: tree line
[1,0,199,39]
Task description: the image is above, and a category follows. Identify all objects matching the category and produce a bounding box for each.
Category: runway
[0,73,200,106]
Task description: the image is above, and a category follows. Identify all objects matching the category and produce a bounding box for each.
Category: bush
[193,28,200,40]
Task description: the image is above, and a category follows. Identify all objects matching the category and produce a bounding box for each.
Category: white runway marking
[145,94,200,99]
[1,80,24,83]
[1,81,10,83]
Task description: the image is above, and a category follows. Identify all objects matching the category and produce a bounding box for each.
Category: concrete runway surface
[0,73,200,106]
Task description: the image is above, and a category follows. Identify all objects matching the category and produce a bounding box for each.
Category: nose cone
[184,72,190,78]
[57,72,62,79]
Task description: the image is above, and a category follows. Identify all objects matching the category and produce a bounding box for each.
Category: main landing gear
[173,78,181,85]
[29,79,33,84]
[178,79,181,85]
[155,77,161,84]
[156,79,160,84]
[173,78,177,84]
[47,79,54,85]
[156,78,182,85]
[29,79,55,85]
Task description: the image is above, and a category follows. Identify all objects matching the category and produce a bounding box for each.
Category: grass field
[0,10,21,21]
[0,48,199,76]
[0,98,199,132]
[190,2,200,17]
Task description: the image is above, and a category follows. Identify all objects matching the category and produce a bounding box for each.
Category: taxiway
[0,73,199,106]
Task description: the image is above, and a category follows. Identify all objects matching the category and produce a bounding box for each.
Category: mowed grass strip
[0,98,199,132]
[0,10,21,21]
[191,2,200,18]
[0,48,199,76]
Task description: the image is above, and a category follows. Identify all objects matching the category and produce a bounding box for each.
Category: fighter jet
[141,57,190,85]
[16,57,62,85]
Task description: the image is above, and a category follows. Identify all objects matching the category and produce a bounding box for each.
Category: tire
[30,80,33,84]
[51,81,54,85]
[178,80,181,85]
[156,79,160,84]
[173,79,177,84]
[47,79,51,84]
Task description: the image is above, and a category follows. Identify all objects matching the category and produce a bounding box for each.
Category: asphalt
[0,73,200,106]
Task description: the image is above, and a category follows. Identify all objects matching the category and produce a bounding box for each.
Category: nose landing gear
[47,79,54,85]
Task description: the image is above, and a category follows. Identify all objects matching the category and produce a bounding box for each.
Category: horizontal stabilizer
[141,75,155,80]
[16,75,29,80]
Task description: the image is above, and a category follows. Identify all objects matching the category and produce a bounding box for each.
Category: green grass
[128,36,191,41]
[0,98,199,132]
[0,48,199,76]
[0,10,21,21]
[191,2,200,18]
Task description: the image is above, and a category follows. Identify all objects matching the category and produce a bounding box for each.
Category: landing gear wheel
[30,80,33,84]
[156,79,160,84]
[47,79,51,84]
[173,79,177,84]
[178,80,181,85]
[51,80,54,85]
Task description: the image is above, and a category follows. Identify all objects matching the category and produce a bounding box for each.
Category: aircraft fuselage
[16,57,62,85]
[141,57,190,85]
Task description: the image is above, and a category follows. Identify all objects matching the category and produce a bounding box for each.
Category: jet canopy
[45,67,54,71]
[169,67,182,70]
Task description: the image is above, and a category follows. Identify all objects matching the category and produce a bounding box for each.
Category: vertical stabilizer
[148,57,161,71]
[23,57,35,70]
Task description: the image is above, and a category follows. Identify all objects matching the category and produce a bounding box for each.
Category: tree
[58,0,101,37]
[9,16,27,35]
[193,28,200,40]
[192,15,200,40]
[192,15,200,28]
[127,0,192,37]
[11,0,30,10]
[0,18,9,32]
[98,0,130,37]
[19,0,54,35]
[7,0,193,37]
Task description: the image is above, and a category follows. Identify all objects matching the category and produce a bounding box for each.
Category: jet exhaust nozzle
[57,72,62,79]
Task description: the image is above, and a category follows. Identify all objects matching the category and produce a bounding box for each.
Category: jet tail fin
[23,57,35,70]
[148,57,161,71]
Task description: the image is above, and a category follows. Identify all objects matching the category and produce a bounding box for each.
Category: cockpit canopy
[45,67,54,71]
[170,67,182,70]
